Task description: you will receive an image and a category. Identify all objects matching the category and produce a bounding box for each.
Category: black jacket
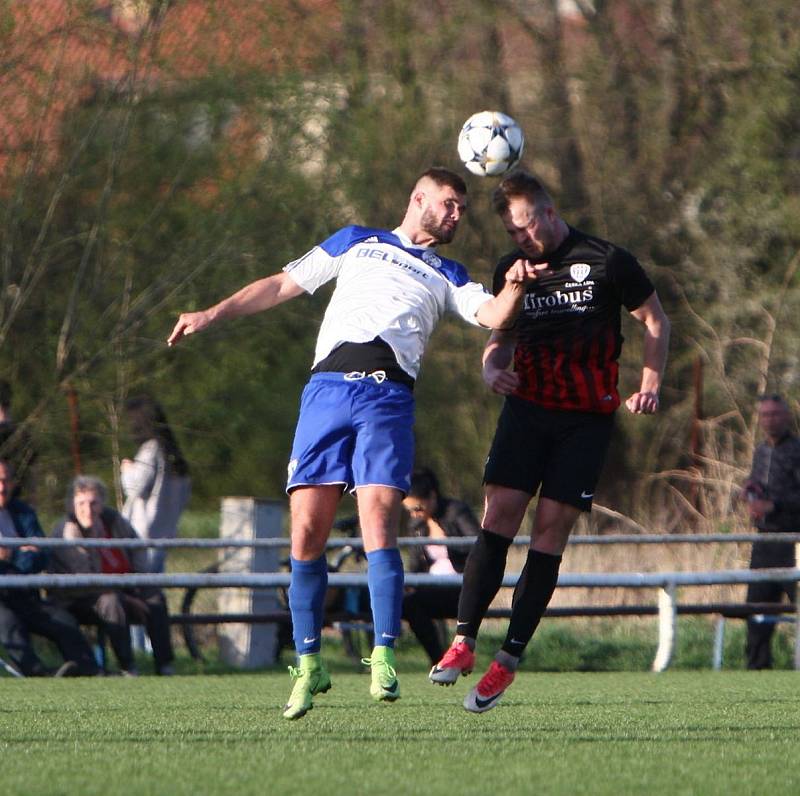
[748,433,800,567]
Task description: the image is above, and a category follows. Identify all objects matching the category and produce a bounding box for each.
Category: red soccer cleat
[463,660,515,713]
[429,641,475,685]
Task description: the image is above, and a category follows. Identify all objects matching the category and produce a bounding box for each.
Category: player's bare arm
[475,258,544,330]
[624,292,670,414]
[482,328,518,395]
[167,271,305,346]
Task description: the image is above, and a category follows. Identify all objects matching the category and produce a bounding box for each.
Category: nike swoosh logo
[303,636,317,644]
[381,632,398,639]
[581,491,594,499]
[383,679,399,694]
[474,692,502,710]
[509,638,525,645]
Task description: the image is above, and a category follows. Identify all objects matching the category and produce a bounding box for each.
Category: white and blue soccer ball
[457,111,525,177]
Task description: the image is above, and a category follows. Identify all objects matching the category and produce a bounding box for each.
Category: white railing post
[712,617,726,670]
[652,582,677,672]
[216,497,284,669]
[794,600,800,671]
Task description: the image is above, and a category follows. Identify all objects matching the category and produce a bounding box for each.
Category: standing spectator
[431,171,670,712]
[402,467,477,665]
[740,394,800,669]
[0,379,37,503]
[121,395,191,575]
[50,475,175,676]
[0,458,99,677]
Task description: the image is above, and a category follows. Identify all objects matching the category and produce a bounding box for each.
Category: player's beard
[421,208,456,244]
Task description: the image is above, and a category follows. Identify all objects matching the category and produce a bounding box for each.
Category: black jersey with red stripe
[492,227,654,414]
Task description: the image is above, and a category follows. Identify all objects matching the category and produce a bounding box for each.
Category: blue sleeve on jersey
[434,257,470,287]
[318,225,393,257]
[317,225,472,287]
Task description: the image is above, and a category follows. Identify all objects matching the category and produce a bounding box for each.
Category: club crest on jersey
[570,263,591,283]
[422,250,441,269]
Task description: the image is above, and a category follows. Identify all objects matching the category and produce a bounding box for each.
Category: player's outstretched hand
[167,310,213,347]
[483,362,520,395]
[505,258,548,285]
[625,391,659,414]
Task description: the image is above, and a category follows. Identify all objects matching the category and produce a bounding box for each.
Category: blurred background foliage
[1,0,799,530]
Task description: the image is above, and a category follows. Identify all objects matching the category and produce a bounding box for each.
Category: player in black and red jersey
[431,171,670,712]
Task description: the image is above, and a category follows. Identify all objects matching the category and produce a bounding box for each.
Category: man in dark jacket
[0,458,98,676]
[402,467,479,664]
[741,394,800,669]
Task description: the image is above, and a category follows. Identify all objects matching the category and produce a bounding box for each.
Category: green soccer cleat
[362,646,400,702]
[282,653,332,720]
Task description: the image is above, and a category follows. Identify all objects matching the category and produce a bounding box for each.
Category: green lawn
[2,669,799,796]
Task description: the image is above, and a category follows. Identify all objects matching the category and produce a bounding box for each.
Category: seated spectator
[49,475,175,676]
[401,467,478,665]
[0,457,98,677]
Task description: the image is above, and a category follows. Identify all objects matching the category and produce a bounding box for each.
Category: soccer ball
[457,111,524,177]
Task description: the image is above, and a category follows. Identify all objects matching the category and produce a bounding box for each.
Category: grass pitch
[2,667,800,796]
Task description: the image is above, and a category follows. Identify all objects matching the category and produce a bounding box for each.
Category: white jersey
[283,225,492,379]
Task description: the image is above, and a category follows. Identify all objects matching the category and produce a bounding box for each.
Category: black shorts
[483,396,615,512]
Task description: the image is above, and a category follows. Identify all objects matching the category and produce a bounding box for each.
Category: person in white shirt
[120,396,190,657]
[167,167,538,719]
[121,395,191,575]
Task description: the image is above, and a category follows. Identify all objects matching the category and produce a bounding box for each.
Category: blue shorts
[286,373,415,495]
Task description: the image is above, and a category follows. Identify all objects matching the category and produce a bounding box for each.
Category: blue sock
[288,555,328,656]
[366,548,404,648]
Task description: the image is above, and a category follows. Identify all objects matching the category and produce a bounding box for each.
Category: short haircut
[416,167,467,196]
[408,467,441,499]
[68,474,108,511]
[492,170,554,216]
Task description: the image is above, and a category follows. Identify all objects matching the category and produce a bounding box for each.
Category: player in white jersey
[168,168,538,719]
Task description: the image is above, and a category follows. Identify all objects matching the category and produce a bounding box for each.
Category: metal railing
[2,533,799,672]
[3,531,800,549]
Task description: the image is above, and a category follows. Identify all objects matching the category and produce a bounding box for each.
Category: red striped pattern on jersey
[513,323,620,413]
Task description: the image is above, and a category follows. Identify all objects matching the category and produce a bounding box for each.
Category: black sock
[456,529,513,640]
[501,550,562,657]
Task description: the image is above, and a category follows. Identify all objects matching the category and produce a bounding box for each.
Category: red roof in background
[0,0,341,174]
